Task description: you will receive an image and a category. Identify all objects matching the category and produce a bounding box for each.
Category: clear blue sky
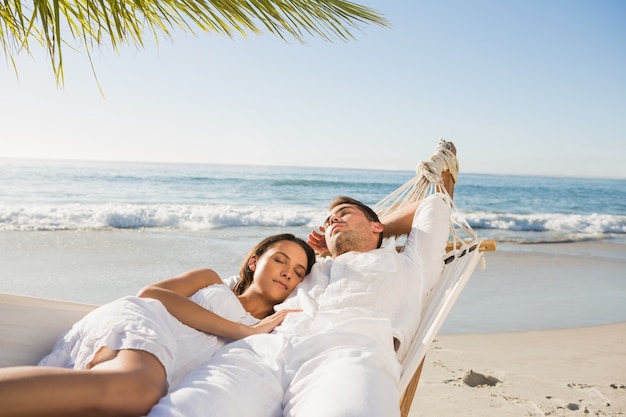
[2,0,625,178]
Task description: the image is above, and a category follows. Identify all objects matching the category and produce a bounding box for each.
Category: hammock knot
[374,137,478,256]
[415,138,459,184]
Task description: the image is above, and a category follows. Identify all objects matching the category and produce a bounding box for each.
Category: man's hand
[441,141,456,198]
[307,226,330,256]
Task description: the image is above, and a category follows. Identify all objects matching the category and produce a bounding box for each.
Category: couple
[0,142,457,417]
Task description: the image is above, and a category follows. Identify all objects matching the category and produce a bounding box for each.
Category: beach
[411,322,626,416]
[1,230,626,415]
[1,160,625,415]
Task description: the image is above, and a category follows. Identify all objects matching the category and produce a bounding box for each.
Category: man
[148,142,457,417]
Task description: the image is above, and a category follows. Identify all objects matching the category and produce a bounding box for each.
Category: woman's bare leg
[0,348,167,417]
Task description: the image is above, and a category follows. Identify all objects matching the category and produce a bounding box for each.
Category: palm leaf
[1,0,388,84]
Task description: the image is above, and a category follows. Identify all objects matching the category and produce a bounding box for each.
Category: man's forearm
[381,201,421,237]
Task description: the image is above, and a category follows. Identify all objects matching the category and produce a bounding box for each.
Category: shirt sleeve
[401,193,451,293]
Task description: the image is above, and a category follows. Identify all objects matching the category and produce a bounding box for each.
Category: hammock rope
[374,138,458,216]
[374,138,478,260]
[370,139,487,404]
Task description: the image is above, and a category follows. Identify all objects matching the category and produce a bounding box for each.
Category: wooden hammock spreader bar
[397,239,496,256]
[447,239,496,253]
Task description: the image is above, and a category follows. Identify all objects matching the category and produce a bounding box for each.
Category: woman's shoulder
[189,281,235,306]
[189,279,253,321]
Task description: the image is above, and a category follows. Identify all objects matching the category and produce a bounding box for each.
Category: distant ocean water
[2,158,626,333]
[1,158,625,244]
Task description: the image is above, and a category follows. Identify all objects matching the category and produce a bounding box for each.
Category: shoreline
[410,322,626,416]
[1,230,625,334]
[441,239,626,334]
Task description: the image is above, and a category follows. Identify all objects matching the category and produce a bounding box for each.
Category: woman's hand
[248,309,302,335]
[308,226,330,256]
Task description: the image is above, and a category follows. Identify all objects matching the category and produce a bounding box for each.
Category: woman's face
[248,240,308,303]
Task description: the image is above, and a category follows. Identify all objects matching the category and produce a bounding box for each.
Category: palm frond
[1,0,389,84]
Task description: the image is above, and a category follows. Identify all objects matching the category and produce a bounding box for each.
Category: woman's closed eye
[294,268,305,280]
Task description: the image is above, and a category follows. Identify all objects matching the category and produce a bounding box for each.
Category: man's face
[323,204,382,256]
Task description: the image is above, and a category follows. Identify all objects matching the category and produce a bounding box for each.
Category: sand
[405,239,626,415]
[409,323,626,416]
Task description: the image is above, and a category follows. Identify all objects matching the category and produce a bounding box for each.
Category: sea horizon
[2,155,626,181]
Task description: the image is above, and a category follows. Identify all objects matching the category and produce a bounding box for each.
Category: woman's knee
[91,350,167,416]
[95,372,166,416]
[124,376,167,415]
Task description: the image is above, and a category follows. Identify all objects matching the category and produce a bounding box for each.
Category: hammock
[0,139,494,417]
[372,138,495,417]
[0,293,96,367]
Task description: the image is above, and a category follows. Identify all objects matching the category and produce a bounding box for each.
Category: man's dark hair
[328,196,384,248]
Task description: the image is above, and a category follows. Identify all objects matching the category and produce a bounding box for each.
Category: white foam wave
[466,211,626,235]
[0,203,320,231]
[2,204,624,243]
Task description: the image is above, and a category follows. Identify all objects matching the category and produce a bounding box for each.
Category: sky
[1,0,625,178]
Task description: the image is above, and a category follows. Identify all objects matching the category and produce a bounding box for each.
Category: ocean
[1,159,625,333]
[1,158,625,243]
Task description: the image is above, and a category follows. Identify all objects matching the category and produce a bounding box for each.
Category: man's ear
[372,222,384,234]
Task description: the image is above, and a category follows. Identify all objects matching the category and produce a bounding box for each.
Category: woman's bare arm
[137,269,290,340]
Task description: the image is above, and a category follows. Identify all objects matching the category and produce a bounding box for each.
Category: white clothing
[38,283,257,389]
[148,194,451,417]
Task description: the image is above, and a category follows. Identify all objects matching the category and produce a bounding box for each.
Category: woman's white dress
[38,282,257,389]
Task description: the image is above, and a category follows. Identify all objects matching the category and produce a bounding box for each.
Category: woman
[0,233,316,417]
